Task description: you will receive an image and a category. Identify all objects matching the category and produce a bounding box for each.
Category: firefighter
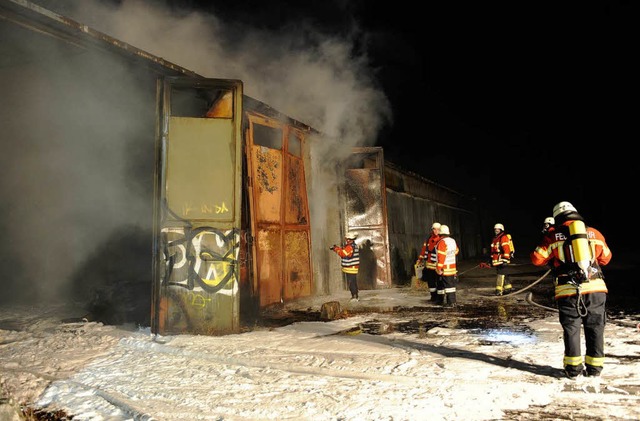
[434,225,459,307]
[330,232,360,301]
[530,201,612,379]
[542,216,555,234]
[490,223,514,296]
[417,222,441,301]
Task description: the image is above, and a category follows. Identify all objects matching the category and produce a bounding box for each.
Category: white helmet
[431,222,441,230]
[345,232,358,240]
[544,217,555,225]
[553,201,577,218]
[494,223,504,231]
[439,225,450,235]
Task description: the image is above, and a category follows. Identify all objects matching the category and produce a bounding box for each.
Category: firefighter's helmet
[553,201,578,218]
[345,232,358,240]
[544,217,555,225]
[439,225,450,235]
[494,223,504,231]
[431,222,441,230]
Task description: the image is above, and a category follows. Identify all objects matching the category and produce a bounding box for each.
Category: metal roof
[0,0,199,77]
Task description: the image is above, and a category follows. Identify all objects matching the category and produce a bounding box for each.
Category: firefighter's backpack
[507,234,515,258]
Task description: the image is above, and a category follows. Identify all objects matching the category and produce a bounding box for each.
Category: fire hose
[461,264,557,310]
[504,268,558,312]
[457,263,481,276]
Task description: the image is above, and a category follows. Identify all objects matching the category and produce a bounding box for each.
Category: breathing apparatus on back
[553,201,594,283]
[567,220,593,282]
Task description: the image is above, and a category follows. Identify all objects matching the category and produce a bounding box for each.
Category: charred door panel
[343,148,392,289]
[255,228,283,305]
[284,147,308,224]
[252,145,283,222]
[247,116,312,307]
[283,230,312,300]
[282,137,312,300]
[152,78,243,336]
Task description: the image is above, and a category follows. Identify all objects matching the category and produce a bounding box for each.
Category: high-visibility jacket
[419,233,441,270]
[491,232,513,266]
[332,242,359,274]
[530,220,612,299]
[436,236,459,276]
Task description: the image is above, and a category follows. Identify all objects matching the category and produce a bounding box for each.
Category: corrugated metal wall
[384,163,482,285]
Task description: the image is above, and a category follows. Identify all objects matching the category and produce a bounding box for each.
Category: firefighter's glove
[479,262,491,269]
[330,245,337,251]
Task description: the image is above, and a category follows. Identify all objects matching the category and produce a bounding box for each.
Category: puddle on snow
[358,318,539,345]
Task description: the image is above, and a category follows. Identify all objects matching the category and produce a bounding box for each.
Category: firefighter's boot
[495,274,505,296]
[503,276,513,294]
[444,293,457,308]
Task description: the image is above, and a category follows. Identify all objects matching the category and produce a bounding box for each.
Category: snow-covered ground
[1,285,639,421]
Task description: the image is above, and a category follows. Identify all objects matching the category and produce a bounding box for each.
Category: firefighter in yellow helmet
[531,201,612,379]
[490,223,514,296]
[417,222,441,301]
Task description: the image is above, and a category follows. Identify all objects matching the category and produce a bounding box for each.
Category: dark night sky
[175,1,637,252]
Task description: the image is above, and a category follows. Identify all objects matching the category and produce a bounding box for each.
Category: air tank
[568,220,592,279]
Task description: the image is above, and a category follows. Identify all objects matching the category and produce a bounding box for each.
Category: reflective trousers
[557,292,607,376]
[436,274,457,304]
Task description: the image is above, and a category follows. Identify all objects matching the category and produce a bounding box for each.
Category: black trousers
[346,273,358,298]
[557,292,607,376]
[421,268,438,295]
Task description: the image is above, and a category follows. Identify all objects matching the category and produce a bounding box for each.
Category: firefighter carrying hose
[490,223,514,296]
[530,201,612,379]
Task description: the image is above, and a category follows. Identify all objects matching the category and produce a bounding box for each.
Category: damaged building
[0,0,483,336]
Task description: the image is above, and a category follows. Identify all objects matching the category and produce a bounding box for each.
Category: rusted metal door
[151,77,243,335]
[246,114,313,307]
[343,147,392,289]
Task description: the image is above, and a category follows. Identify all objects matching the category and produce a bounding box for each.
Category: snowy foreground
[1,297,639,421]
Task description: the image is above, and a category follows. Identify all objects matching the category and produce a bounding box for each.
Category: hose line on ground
[479,268,552,301]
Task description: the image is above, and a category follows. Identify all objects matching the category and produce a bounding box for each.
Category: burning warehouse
[0,0,483,336]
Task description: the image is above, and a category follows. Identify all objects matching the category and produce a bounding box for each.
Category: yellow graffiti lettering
[182,203,195,216]
[189,293,211,308]
[215,202,229,214]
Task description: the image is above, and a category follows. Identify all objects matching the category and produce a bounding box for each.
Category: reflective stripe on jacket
[491,232,512,266]
[554,278,608,299]
[530,221,612,299]
[420,234,441,270]
[334,243,359,274]
[436,236,459,276]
